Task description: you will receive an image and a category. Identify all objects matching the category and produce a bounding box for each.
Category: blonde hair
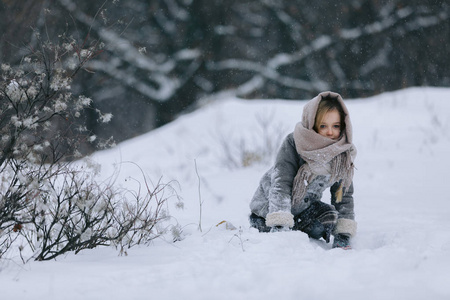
[313,96,346,134]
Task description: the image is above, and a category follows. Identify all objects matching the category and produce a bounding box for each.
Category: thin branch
[194,159,203,232]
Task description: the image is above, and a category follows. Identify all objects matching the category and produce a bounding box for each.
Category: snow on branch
[209,59,327,92]
[56,0,201,102]
[57,0,174,73]
[209,3,448,94]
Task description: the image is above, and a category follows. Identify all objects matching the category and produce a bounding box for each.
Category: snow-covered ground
[2,87,450,300]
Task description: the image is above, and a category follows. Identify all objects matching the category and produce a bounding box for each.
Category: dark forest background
[1,0,449,150]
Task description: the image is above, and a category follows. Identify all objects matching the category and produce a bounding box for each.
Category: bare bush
[12,162,174,261]
[0,32,175,262]
[0,31,106,260]
[217,110,287,169]
[113,166,176,256]
[0,229,18,260]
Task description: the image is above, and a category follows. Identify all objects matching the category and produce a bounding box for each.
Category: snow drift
[2,87,450,300]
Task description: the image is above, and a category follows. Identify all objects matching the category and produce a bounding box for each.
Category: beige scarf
[292,91,357,205]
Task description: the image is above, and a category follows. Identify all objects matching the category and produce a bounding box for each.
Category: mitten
[293,201,338,243]
[332,233,351,249]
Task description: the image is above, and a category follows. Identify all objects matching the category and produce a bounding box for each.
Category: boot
[332,233,351,249]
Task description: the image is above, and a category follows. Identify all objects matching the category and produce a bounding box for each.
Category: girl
[249,91,357,249]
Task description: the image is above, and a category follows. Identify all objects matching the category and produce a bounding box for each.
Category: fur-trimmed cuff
[333,218,357,237]
[266,211,294,228]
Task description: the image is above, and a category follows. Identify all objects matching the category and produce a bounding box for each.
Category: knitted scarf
[292,91,357,205]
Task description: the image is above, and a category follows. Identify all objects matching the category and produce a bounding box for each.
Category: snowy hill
[2,87,450,300]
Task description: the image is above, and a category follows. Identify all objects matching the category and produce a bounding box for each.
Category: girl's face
[317,109,341,140]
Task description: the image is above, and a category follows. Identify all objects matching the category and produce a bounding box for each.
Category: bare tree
[1,0,448,145]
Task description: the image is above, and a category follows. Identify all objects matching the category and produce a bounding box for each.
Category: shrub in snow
[217,111,286,169]
[15,162,173,261]
[0,33,175,261]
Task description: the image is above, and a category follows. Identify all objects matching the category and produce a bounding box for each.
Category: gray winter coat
[250,133,356,235]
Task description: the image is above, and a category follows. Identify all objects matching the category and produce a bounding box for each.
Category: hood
[301,91,353,144]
